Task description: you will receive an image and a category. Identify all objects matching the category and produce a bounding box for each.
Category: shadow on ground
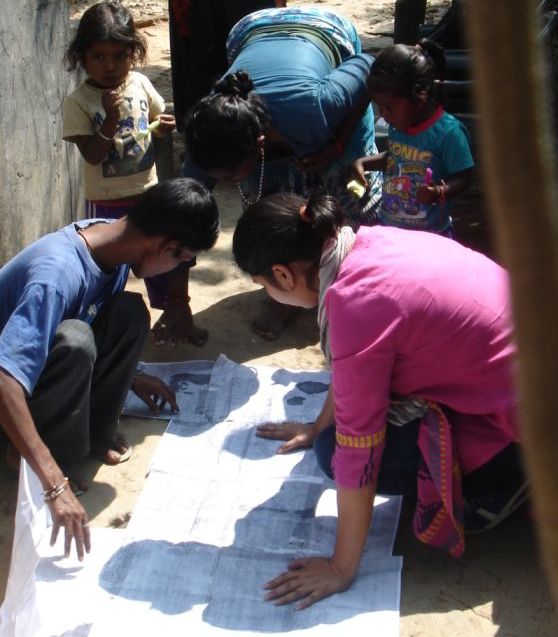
[396,499,558,635]
[141,288,323,366]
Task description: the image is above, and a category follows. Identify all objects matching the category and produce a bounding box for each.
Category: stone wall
[0,1,81,264]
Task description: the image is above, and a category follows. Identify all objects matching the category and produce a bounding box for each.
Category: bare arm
[256,384,335,453]
[264,481,375,609]
[417,168,474,205]
[0,369,91,559]
[66,132,114,165]
[66,89,121,165]
[331,483,375,579]
[443,168,474,198]
[152,265,208,347]
[300,95,371,171]
[332,94,371,155]
[352,151,389,185]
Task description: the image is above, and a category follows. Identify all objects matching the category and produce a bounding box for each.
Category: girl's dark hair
[233,192,344,279]
[128,178,220,251]
[65,1,147,70]
[184,71,270,172]
[367,39,446,101]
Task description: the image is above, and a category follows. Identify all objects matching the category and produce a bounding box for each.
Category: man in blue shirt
[0,178,219,559]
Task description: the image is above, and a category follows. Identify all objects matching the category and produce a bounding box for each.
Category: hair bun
[416,38,446,80]
[214,70,254,99]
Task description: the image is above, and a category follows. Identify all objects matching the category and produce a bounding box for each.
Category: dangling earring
[237,143,265,208]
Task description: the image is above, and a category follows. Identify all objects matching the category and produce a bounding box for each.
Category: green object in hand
[113,119,162,156]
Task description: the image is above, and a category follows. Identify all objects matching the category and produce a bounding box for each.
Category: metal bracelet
[97,129,114,142]
[43,477,69,502]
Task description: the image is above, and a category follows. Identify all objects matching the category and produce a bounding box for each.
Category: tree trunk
[0,1,81,264]
[466,0,558,600]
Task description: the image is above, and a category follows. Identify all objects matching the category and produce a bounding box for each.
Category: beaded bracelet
[43,477,68,502]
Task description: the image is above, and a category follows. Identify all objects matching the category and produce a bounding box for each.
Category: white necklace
[237,144,265,208]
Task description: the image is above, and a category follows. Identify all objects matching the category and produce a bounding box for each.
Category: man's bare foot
[152,304,208,347]
[91,434,133,465]
[184,324,209,347]
[251,298,298,341]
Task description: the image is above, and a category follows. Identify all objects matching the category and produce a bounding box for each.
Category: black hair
[184,71,270,172]
[233,192,344,279]
[367,39,446,101]
[65,1,147,71]
[128,178,220,251]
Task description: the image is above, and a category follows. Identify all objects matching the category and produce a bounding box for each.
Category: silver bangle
[43,477,68,502]
[97,130,114,142]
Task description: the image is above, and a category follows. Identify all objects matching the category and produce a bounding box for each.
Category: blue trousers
[314,420,524,498]
[314,420,421,496]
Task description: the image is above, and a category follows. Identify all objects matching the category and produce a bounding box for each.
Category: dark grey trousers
[26,291,149,466]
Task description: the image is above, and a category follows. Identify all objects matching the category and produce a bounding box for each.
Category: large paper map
[0,356,402,637]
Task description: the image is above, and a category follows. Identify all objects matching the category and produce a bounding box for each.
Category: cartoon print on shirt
[95,92,156,179]
[383,151,433,220]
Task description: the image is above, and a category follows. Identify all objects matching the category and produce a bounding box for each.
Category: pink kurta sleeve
[327,286,407,489]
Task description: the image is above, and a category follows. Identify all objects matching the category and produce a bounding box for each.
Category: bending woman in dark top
[178,6,382,340]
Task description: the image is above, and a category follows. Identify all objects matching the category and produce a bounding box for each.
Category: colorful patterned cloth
[222,7,382,225]
[226,7,360,64]
[414,403,465,557]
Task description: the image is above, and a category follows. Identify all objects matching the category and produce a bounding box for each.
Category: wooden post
[466,0,558,599]
[0,1,81,264]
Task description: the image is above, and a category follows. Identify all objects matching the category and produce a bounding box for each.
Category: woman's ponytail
[302,192,345,244]
[233,192,343,278]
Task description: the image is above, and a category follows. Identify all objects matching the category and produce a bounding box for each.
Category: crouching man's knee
[109,291,150,337]
[53,319,96,368]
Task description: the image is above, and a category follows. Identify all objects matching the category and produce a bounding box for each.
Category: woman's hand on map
[263,557,353,609]
[131,373,179,414]
[255,421,315,453]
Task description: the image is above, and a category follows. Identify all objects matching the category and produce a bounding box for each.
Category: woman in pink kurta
[329,221,517,488]
[232,191,526,610]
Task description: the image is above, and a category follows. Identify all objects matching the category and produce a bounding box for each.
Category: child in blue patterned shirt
[353,40,474,236]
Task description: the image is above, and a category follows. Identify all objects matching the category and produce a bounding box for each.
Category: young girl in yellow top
[63,2,206,341]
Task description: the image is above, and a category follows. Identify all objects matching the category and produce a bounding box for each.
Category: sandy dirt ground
[1,2,557,635]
